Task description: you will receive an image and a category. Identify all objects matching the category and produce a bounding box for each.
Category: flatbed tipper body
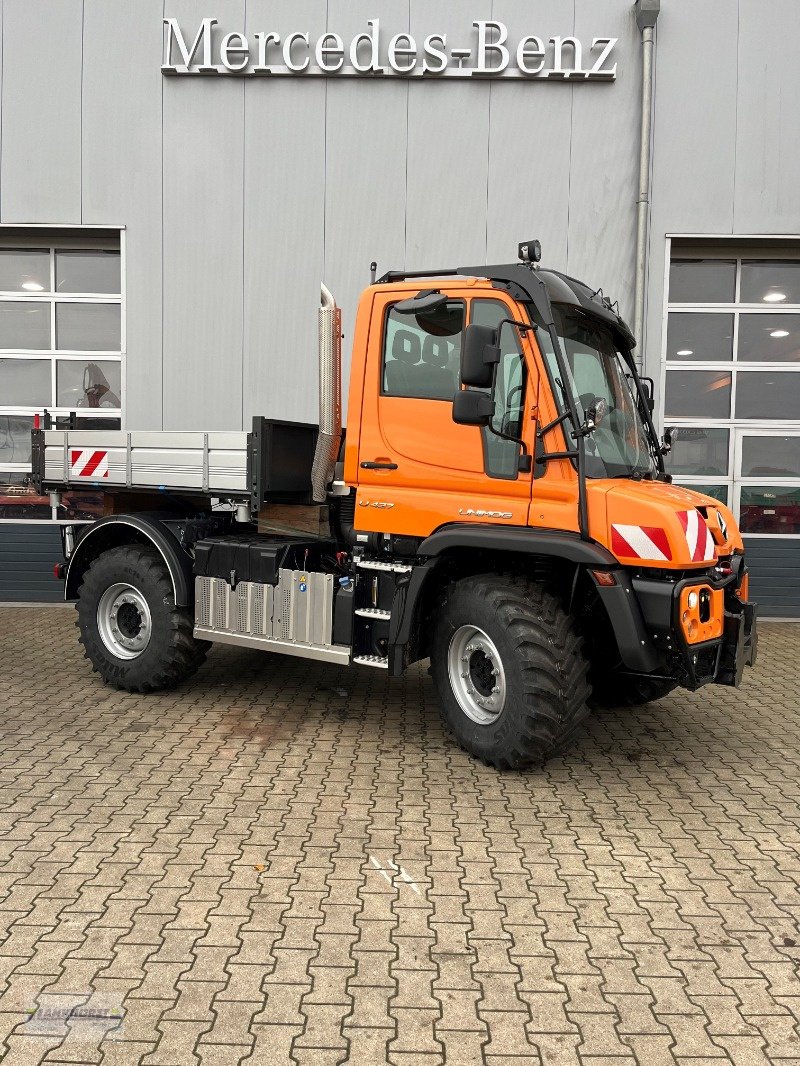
[33,252,758,770]
[33,417,320,510]
[36,429,250,496]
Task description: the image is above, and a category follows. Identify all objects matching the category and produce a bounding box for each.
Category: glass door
[733,429,800,539]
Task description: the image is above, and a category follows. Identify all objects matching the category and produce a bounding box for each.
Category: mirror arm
[537,409,571,440]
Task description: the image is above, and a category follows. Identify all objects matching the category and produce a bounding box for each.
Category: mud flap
[742,601,758,668]
[716,605,749,687]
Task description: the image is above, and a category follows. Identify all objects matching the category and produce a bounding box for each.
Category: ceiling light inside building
[770,329,790,338]
[22,281,43,291]
[676,349,693,356]
[763,291,787,302]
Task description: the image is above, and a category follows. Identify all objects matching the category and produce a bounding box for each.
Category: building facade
[0,0,797,613]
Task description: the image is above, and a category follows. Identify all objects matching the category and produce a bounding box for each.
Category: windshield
[537,306,655,479]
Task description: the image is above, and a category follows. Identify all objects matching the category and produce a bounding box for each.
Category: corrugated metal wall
[0,0,642,431]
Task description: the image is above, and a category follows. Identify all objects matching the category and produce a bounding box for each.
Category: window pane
[666,313,733,361]
[740,260,800,305]
[665,427,729,476]
[738,313,800,362]
[741,435,800,478]
[664,370,731,418]
[740,486,800,534]
[382,301,462,399]
[472,299,525,480]
[56,360,121,409]
[56,303,121,351]
[669,259,736,303]
[0,414,34,463]
[0,250,50,293]
[677,482,729,506]
[0,301,50,349]
[56,250,120,294]
[735,371,800,419]
[0,359,50,406]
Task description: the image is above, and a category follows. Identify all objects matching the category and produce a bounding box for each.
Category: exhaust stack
[311,283,342,503]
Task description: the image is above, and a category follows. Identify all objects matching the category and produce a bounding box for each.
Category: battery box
[193,533,333,587]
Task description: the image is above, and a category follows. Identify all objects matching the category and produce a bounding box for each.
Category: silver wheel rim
[97,583,152,660]
[447,625,507,726]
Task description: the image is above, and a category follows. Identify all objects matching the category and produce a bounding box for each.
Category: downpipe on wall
[633,0,660,371]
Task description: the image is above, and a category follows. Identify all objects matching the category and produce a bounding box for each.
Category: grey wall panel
[161,1,245,430]
[568,0,639,324]
[645,0,738,407]
[406,0,491,268]
[82,0,164,429]
[0,524,63,602]
[649,1,738,238]
[242,1,326,427]
[486,1,575,269]
[734,0,800,234]
[324,1,409,414]
[1,0,83,223]
[743,538,800,616]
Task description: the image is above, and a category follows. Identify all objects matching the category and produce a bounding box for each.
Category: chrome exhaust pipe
[311,283,342,503]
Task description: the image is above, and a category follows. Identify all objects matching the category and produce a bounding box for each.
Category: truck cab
[34,247,757,770]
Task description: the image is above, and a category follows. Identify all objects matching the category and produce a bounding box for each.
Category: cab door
[356,288,539,538]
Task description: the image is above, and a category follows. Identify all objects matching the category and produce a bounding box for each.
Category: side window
[471,299,528,480]
[382,300,463,400]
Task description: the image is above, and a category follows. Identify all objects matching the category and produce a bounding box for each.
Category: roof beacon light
[518,239,542,265]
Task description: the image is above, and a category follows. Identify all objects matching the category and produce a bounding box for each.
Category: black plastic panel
[193,533,333,587]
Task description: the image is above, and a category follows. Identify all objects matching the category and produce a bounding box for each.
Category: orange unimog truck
[33,242,757,769]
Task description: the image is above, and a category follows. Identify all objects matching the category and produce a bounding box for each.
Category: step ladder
[351,554,413,671]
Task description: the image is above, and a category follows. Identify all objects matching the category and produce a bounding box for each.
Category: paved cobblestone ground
[0,606,798,1065]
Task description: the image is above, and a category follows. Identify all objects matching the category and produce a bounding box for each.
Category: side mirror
[453,389,495,426]
[461,324,499,388]
[640,375,655,413]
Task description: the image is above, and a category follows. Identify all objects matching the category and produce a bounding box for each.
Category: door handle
[360,460,398,470]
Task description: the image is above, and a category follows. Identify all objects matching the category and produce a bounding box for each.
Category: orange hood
[587,479,742,569]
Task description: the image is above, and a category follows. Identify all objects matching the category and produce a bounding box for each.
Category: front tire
[76,544,208,692]
[430,575,591,770]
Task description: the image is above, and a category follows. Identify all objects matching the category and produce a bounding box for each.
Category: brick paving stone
[0,608,799,1064]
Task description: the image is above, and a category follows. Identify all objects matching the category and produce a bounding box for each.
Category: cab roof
[377,263,636,348]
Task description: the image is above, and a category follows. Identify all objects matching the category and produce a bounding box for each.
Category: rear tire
[430,575,591,770]
[76,544,208,693]
[591,674,677,709]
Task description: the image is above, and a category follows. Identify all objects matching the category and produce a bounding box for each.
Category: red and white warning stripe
[69,448,109,479]
[611,523,673,561]
[677,509,716,562]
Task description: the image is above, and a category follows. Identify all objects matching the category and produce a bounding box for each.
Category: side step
[353,654,389,669]
[355,559,412,574]
[354,607,391,620]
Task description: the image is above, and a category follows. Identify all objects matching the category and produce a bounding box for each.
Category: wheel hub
[97,583,152,660]
[447,625,507,726]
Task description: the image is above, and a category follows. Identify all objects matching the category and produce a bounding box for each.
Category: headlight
[688,591,698,610]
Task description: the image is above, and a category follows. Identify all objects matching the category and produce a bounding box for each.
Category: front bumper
[629,564,758,691]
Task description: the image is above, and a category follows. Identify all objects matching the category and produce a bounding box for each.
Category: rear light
[53,563,65,580]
